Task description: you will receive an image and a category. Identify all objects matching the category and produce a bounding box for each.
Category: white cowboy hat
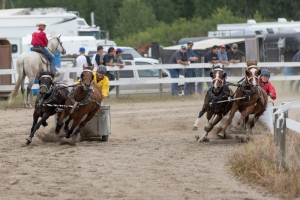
[36,21,48,27]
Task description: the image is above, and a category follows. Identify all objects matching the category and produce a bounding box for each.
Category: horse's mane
[38,71,54,79]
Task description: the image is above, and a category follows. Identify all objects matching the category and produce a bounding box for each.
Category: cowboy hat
[36,21,48,27]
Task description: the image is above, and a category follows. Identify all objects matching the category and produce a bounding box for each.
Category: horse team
[8,37,267,145]
[193,61,268,142]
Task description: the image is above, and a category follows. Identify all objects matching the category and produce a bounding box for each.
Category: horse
[217,61,268,138]
[25,71,69,145]
[134,43,151,57]
[192,64,233,142]
[54,66,103,140]
[9,35,66,108]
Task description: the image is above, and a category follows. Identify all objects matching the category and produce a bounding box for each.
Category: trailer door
[0,40,12,86]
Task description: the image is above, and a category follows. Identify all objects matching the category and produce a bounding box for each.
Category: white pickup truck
[56,57,185,96]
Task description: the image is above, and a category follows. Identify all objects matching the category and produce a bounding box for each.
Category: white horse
[9,36,66,108]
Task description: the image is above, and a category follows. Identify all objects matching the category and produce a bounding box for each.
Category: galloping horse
[193,65,233,142]
[54,66,103,139]
[217,61,268,138]
[9,36,66,108]
[25,71,69,145]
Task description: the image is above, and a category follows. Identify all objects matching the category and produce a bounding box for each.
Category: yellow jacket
[75,72,110,98]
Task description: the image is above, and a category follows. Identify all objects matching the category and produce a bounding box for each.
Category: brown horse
[192,65,233,142]
[135,43,151,56]
[217,61,268,138]
[54,66,103,139]
[25,71,69,145]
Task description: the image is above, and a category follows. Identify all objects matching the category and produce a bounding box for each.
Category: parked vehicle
[58,58,184,96]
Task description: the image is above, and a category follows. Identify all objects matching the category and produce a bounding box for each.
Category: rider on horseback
[31,21,60,77]
[258,69,276,100]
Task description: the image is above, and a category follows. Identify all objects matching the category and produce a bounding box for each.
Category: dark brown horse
[193,65,233,142]
[25,71,69,145]
[217,61,268,138]
[54,66,103,139]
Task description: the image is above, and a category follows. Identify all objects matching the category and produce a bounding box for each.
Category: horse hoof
[42,122,48,127]
[25,137,32,145]
[231,126,238,133]
[217,132,225,138]
[65,134,70,138]
[70,133,78,140]
[192,126,198,131]
[63,128,69,133]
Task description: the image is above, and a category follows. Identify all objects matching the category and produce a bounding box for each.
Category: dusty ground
[0,93,299,200]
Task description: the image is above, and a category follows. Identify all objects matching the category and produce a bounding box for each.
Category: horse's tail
[8,57,25,103]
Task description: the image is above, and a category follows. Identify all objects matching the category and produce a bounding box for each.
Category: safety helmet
[97,65,107,74]
[261,69,270,77]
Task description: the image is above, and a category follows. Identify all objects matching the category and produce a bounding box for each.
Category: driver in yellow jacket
[75,65,110,98]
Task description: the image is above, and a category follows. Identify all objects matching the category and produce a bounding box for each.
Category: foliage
[114,0,156,38]
[114,7,245,47]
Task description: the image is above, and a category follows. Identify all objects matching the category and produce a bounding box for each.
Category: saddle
[32,47,50,67]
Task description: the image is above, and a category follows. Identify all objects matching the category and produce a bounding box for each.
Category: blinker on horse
[54,66,103,140]
[217,61,268,138]
[193,65,233,142]
[25,71,69,145]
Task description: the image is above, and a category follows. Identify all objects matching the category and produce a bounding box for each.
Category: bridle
[81,69,94,90]
[245,65,259,86]
[212,69,225,87]
[39,75,53,94]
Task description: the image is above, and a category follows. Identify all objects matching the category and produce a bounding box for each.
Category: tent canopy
[164,38,245,50]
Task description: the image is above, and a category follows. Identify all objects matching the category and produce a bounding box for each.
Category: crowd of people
[168,42,276,100]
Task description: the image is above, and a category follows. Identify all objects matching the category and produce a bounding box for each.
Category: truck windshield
[78,31,100,40]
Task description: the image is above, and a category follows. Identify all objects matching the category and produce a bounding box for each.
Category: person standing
[226,43,240,76]
[290,49,300,92]
[114,48,125,68]
[103,47,120,91]
[204,45,220,88]
[184,41,198,95]
[218,44,230,75]
[75,47,92,79]
[31,21,59,77]
[92,45,104,68]
[169,45,189,96]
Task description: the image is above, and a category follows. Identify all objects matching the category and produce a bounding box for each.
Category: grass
[228,131,300,198]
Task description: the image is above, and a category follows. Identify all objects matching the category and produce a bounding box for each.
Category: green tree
[114,0,156,38]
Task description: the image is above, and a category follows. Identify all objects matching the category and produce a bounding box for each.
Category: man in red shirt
[259,69,276,100]
[31,21,59,77]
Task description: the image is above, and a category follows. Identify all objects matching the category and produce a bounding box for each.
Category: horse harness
[239,82,265,111]
[68,84,101,114]
[207,82,232,114]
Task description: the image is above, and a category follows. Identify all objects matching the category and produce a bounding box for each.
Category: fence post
[241,56,246,76]
[273,108,279,145]
[200,56,205,95]
[280,113,286,169]
[116,71,120,98]
[159,69,163,97]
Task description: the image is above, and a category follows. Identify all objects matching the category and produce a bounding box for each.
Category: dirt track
[0,94,298,200]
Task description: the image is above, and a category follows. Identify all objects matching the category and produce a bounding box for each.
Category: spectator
[114,48,125,68]
[103,47,118,91]
[92,45,104,68]
[169,45,189,96]
[290,49,300,92]
[184,41,198,95]
[75,47,92,79]
[227,44,240,75]
[204,45,219,88]
[218,44,231,75]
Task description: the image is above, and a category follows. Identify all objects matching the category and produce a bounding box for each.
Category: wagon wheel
[101,135,109,142]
